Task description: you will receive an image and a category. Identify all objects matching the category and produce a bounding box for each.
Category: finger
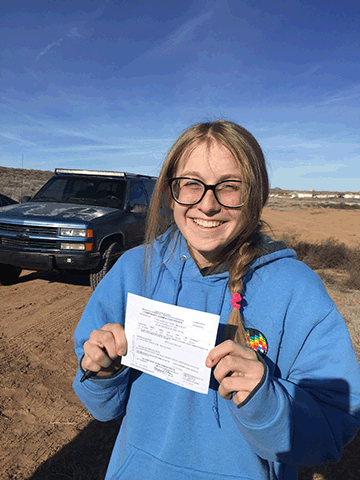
[218,370,262,398]
[101,323,127,357]
[87,328,118,362]
[88,324,127,360]
[206,339,255,368]
[212,354,249,384]
[232,390,252,405]
[213,354,263,388]
[217,362,265,401]
[82,342,112,371]
[218,373,249,401]
[222,387,254,405]
[82,323,127,374]
[81,348,124,377]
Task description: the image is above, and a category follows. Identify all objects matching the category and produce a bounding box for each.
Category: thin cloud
[321,84,360,105]
[36,27,82,61]
[304,64,322,75]
[147,9,214,57]
[38,138,171,154]
[0,131,37,146]
[274,164,346,176]
[36,38,63,61]
[24,67,42,83]
[67,27,82,38]
[263,135,324,150]
[278,143,323,149]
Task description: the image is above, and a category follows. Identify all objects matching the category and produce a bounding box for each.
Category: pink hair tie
[231,292,242,310]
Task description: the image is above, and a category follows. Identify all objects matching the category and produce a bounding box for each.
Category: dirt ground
[262,202,360,246]
[1,205,360,480]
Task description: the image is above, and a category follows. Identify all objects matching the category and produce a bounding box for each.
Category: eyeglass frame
[167,177,246,208]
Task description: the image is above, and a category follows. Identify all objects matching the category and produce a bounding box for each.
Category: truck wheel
[89,242,123,290]
[0,264,22,285]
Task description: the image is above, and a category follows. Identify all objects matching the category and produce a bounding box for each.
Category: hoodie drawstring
[217,280,228,316]
[212,279,229,428]
[172,255,187,305]
[212,390,221,428]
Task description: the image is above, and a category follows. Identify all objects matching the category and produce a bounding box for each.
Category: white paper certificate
[122,293,220,394]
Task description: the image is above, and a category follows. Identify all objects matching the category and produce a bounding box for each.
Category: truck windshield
[31,176,127,209]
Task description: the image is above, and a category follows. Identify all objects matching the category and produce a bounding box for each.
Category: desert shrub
[324,203,360,210]
[282,234,349,269]
[281,233,360,290]
[345,246,360,290]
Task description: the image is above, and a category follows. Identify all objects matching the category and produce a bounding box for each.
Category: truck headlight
[60,243,86,251]
[60,228,93,237]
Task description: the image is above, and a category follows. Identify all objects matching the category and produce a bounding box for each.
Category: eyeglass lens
[171,178,245,207]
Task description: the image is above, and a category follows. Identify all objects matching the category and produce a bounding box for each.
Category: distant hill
[0,166,54,201]
[0,165,359,206]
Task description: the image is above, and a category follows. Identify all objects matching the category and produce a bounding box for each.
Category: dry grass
[281,233,360,291]
[280,233,360,364]
[0,166,53,201]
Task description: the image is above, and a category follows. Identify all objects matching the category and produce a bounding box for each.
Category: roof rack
[55,168,157,180]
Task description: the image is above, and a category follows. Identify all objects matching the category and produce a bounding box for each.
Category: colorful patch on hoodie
[246,328,268,357]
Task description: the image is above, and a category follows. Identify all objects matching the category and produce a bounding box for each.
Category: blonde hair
[145,120,269,345]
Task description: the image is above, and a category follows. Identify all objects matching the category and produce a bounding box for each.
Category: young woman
[73,120,360,480]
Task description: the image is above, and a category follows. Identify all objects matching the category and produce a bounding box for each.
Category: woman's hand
[81,323,127,378]
[206,340,265,405]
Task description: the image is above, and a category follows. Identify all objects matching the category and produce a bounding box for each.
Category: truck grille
[0,223,58,236]
[0,237,58,249]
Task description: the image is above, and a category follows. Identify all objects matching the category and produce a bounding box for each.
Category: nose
[197,189,221,214]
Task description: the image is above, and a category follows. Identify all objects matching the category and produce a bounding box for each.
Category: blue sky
[1,0,359,191]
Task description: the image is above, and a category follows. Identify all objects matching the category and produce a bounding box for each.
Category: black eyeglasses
[168,177,246,208]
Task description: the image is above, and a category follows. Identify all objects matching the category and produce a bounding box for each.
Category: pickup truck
[0,168,157,289]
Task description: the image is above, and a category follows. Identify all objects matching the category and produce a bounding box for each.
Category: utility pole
[22,155,24,198]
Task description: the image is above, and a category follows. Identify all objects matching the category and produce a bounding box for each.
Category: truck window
[32,176,126,209]
[129,181,147,207]
[142,180,156,202]
[32,178,68,202]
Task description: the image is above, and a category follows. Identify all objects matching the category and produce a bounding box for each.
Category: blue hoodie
[73,229,360,480]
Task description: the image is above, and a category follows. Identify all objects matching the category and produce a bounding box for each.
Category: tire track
[3,296,89,358]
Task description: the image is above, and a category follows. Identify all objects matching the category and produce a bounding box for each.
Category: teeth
[193,218,223,228]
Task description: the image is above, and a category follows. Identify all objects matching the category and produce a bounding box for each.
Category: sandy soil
[262,205,360,245]
[1,206,360,480]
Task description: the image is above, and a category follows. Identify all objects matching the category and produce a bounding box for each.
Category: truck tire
[0,264,22,285]
[89,242,123,290]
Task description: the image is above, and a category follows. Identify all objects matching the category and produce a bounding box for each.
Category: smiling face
[172,141,245,267]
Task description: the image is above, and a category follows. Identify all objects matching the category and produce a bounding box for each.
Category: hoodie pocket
[109,444,256,480]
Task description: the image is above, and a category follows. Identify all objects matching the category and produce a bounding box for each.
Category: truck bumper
[0,249,101,271]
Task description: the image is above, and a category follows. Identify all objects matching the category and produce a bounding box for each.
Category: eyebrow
[176,171,242,181]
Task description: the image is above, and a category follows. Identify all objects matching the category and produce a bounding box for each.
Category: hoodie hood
[153,227,296,282]
[251,235,295,269]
